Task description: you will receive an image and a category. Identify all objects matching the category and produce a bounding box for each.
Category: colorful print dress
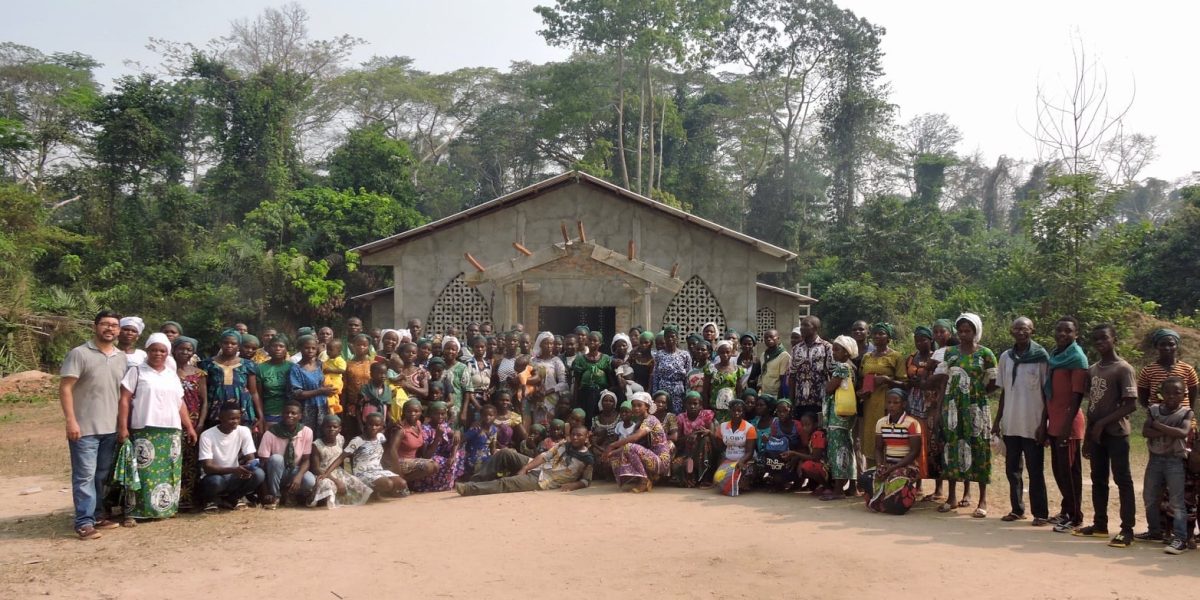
[200,357,259,427]
[705,363,745,422]
[651,349,691,413]
[936,347,997,483]
[610,415,670,481]
[309,434,372,507]
[822,361,857,481]
[179,370,204,509]
[411,422,463,492]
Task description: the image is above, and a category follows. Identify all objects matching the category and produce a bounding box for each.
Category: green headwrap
[662,324,679,335]
[172,335,198,350]
[619,400,633,411]
[161,321,184,335]
[220,328,242,344]
[741,388,759,399]
[427,356,447,368]
[403,399,423,411]
[933,318,955,332]
[550,418,566,428]
[271,333,291,348]
[571,408,586,419]
[1152,328,1181,347]
[871,322,896,339]
[296,326,315,337]
[639,331,656,342]
[240,333,260,347]
[685,390,702,401]
[532,423,546,434]
[653,390,669,399]
[429,400,448,412]
[775,398,793,410]
[914,325,934,340]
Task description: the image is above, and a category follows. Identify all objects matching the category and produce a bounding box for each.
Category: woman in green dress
[256,335,293,425]
[933,312,997,518]
[571,330,616,425]
[704,339,745,422]
[821,335,859,500]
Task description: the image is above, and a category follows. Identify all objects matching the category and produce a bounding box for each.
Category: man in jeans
[1075,324,1138,546]
[993,317,1050,525]
[1138,377,1194,555]
[59,310,127,540]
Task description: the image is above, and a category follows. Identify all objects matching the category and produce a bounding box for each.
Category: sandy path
[1,481,1193,600]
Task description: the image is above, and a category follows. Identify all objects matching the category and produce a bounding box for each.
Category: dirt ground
[1,400,1196,600]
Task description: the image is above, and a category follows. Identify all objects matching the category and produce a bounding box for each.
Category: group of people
[59,310,1199,556]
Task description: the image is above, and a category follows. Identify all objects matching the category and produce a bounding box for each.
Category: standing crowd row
[59,311,1198,555]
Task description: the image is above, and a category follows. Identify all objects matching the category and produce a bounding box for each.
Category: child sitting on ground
[1138,377,1194,555]
[520,424,546,458]
[343,413,409,499]
[459,403,497,479]
[308,414,372,508]
[323,339,346,415]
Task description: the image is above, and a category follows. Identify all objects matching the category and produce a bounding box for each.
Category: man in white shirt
[198,403,265,510]
[992,317,1051,525]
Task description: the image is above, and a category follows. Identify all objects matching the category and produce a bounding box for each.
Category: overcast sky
[4,0,1194,180]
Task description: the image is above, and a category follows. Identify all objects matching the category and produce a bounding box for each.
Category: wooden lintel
[560,221,571,244]
[577,220,587,243]
[513,242,533,256]
[670,263,679,279]
[627,240,636,260]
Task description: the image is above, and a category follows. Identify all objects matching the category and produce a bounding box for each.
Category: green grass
[0,391,55,405]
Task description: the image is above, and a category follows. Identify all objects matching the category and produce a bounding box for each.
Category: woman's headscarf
[599,389,618,407]
[532,331,555,359]
[775,398,793,411]
[685,390,702,402]
[380,329,400,344]
[172,335,198,351]
[739,332,757,344]
[429,400,448,413]
[955,312,984,343]
[611,332,631,353]
[272,333,290,349]
[618,400,633,412]
[571,408,586,419]
[119,316,145,335]
[220,328,242,343]
[886,387,909,402]
[714,339,734,353]
[144,332,170,351]
[630,391,653,409]
[662,324,679,336]
[160,321,183,335]
[573,325,591,336]
[791,325,803,336]
[933,318,955,332]
[914,325,934,340]
[1152,328,1181,347]
[638,330,656,343]
[396,329,412,343]
[831,335,859,360]
[322,413,342,426]
[441,335,461,351]
[296,326,315,338]
[702,322,719,335]
[402,398,423,412]
[241,333,260,347]
[871,322,896,340]
[427,356,447,369]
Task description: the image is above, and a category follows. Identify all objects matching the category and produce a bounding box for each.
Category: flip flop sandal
[1001,513,1027,522]
[973,508,988,518]
[120,518,137,528]
[1031,518,1050,527]
[76,525,102,540]
[957,499,972,508]
[937,502,955,513]
[94,519,120,530]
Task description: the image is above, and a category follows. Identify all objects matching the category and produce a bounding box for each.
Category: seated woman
[709,398,757,496]
[590,390,620,479]
[651,390,678,461]
[411,401,463,492]
[308,414,372,508]
[757,396,801,491]
[603,392,670,493]
[864,388,926,515]
[459,402,497,480]
[383,399,439,489]
[671,391,715,487]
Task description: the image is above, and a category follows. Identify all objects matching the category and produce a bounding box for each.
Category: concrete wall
[756,287,805,339]
[362,181,789,333]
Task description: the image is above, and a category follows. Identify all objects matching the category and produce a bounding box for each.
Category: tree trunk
[646,61,655,196]
[615,47,630,190]
[635,60,645,195]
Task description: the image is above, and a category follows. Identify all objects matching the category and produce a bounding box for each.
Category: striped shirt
[875,413,921,462]
[1136,362,1199,408]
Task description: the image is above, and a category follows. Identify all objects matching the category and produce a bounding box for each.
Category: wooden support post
[670,263,679,279]
[627,240,636,260]
[465,253,485,272]
[560,221,571,244]
[513,242,533,256]
[577,220,587,243]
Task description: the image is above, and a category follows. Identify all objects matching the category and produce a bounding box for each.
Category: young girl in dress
[322,339,346,415]
[341,334,374,440]
[411,401,462,492]
[343,413,408,499]
[459,403,497,479]
[308,415,372,508]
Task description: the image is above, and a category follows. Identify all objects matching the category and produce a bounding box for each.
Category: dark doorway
[538,306,616,341]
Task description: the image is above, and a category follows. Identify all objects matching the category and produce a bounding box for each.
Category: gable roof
[351,171,797,260]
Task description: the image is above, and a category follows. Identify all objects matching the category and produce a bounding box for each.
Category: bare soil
[0,400,1194,600]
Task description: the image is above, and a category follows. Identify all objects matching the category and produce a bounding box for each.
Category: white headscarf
[441,335,461,351]
[396,328,413,343]
[702,322,719,336]
[599,389,618,407]
[120,316,145,335]
[832,335,859,360]
[630,391,654,409]
[956,312,984,344]
[791,326,803,336]
[714,339,734,353]
[380,329,400,346]
[144,332,171,350]
[532,331,555,359]
[610,333,631,354]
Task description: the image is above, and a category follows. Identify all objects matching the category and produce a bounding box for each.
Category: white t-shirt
[120,362,184,430]
[198,426,256,474]
[720,420,757,462]
[997,351,1049,440]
